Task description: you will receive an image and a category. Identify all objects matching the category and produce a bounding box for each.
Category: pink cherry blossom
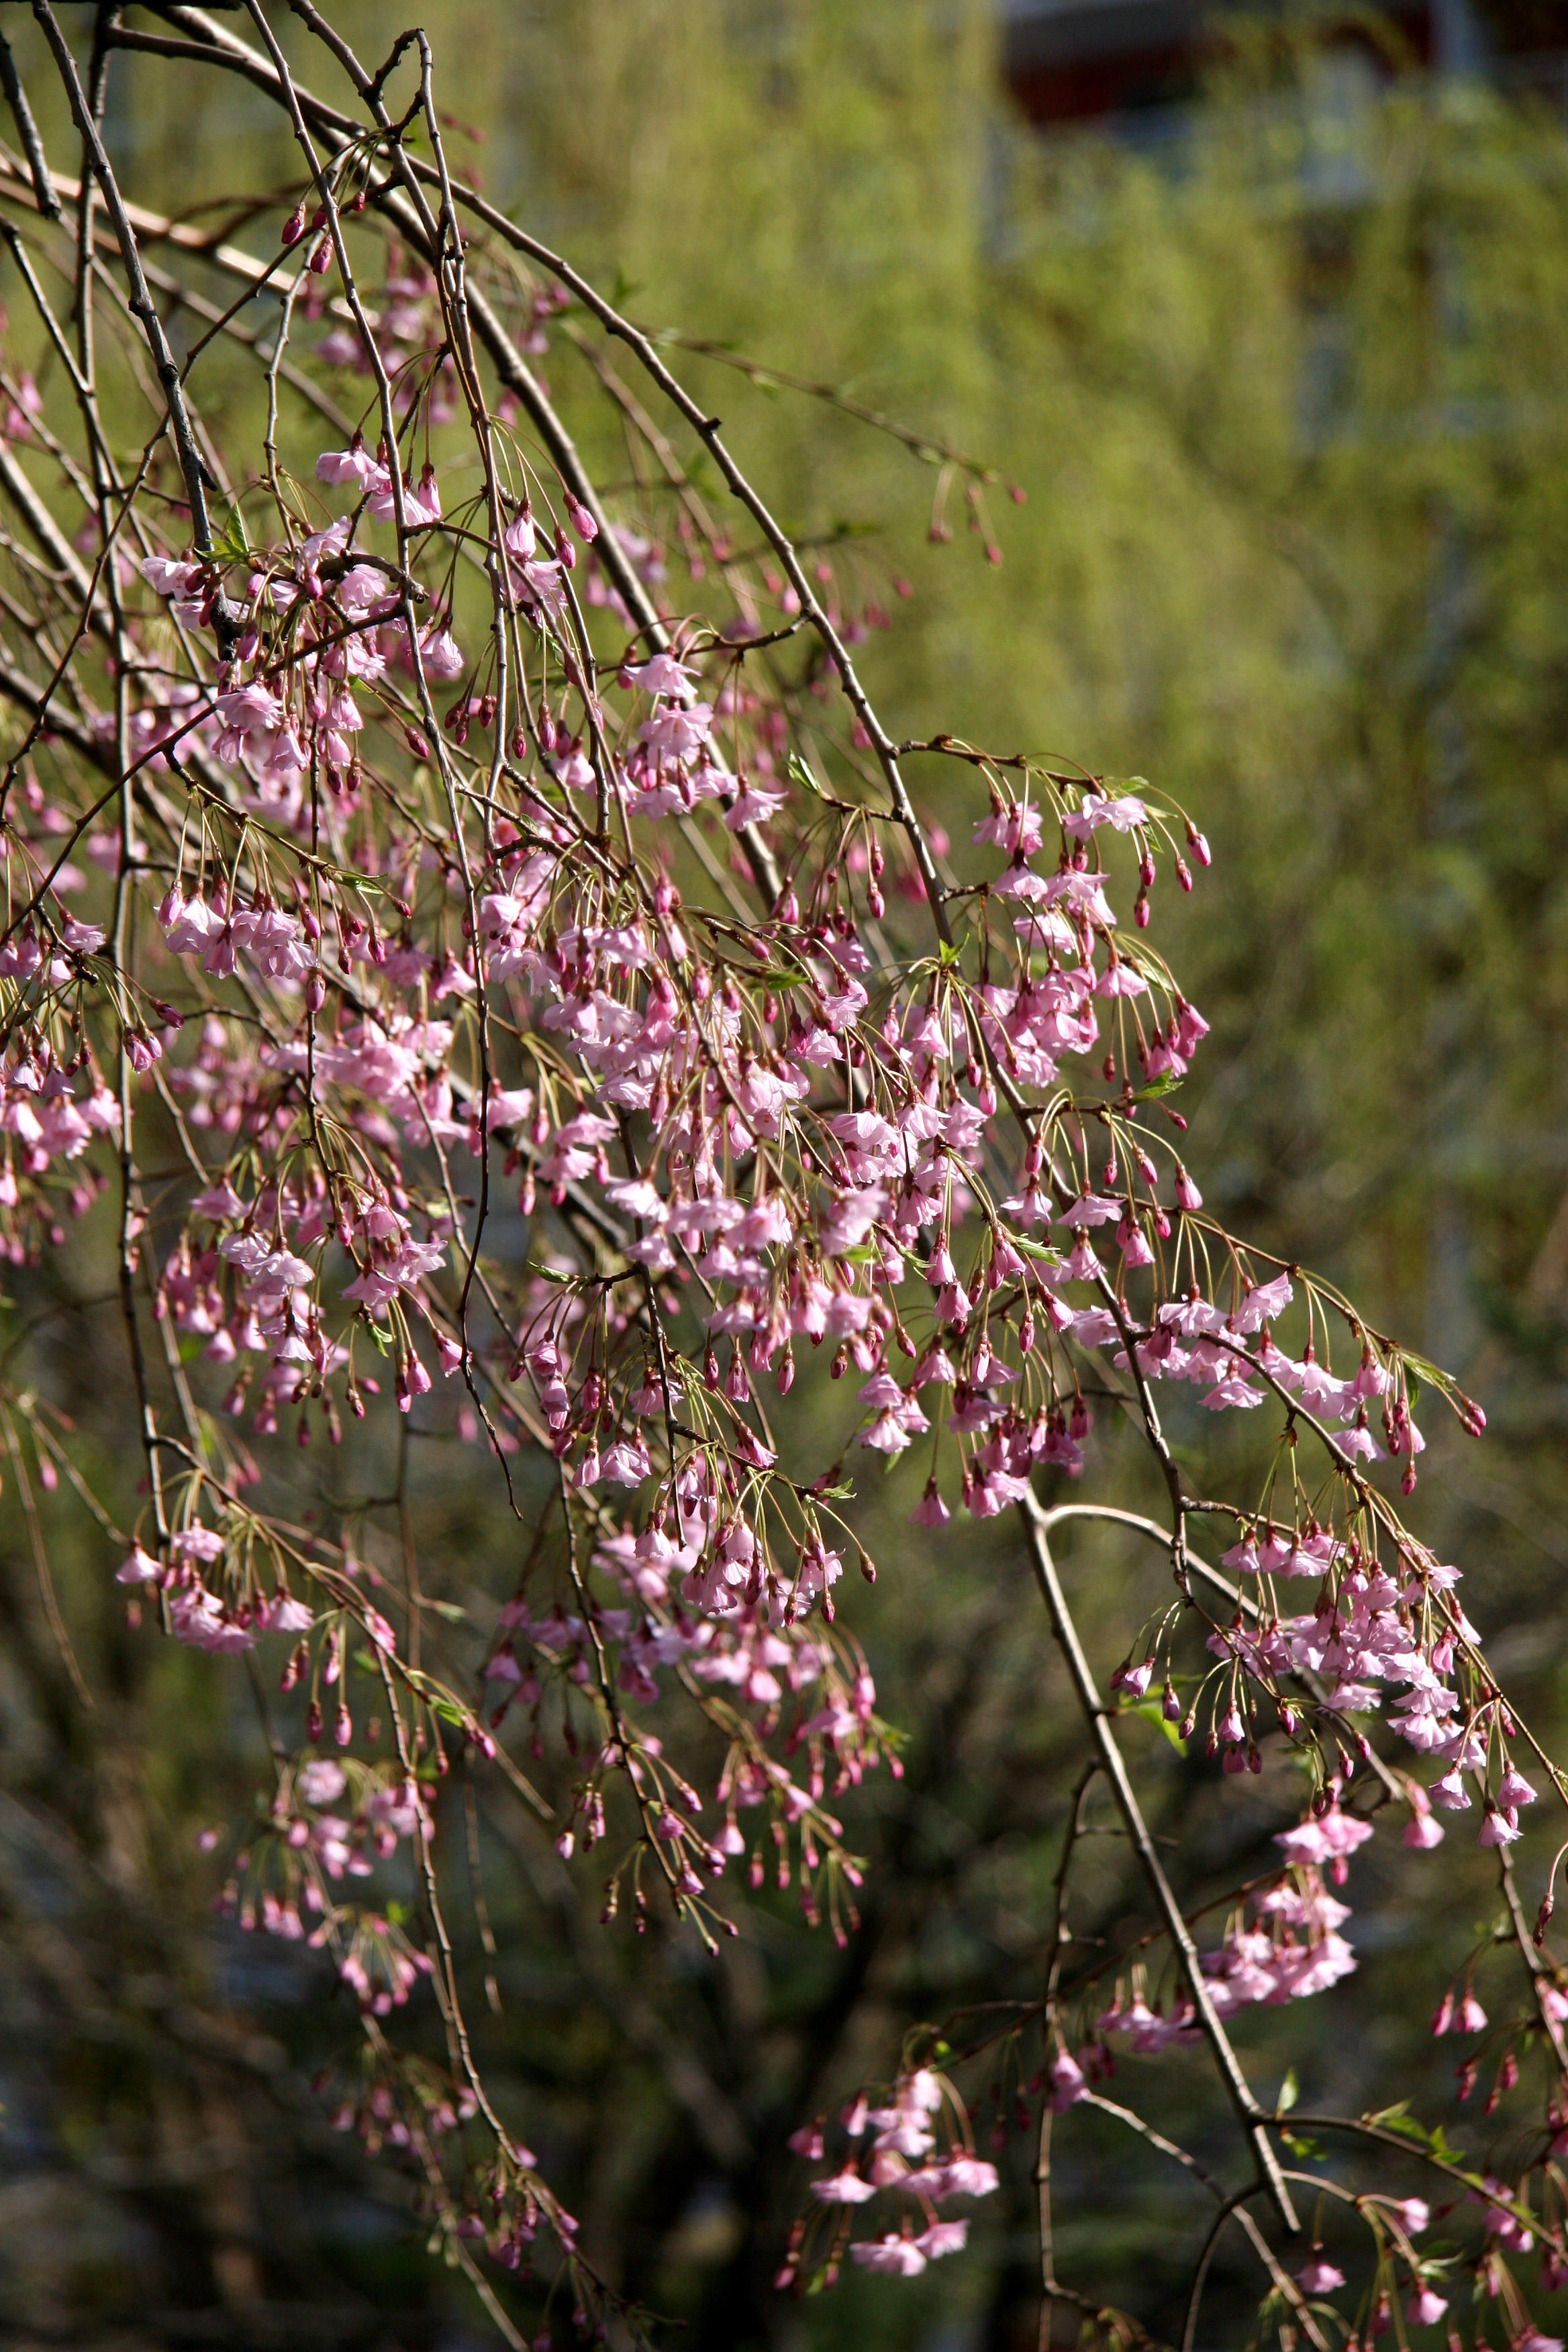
[1297,2257,1346,2294]
[849,2234,927,2275]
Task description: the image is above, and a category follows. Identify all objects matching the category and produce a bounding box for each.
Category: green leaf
[787,751,826,799]
[1278,2068,1298,2114]
[1283,2133,1326,2160]
[426,1599,467,1622]
[209,500,250,565]
[1132,1698,1185,1752]
[1132,1071,1183,1102]
[1011,1233,1065,1264]
[1365,2104,1436,2147]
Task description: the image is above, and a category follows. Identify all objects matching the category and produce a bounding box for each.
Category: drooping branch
[1020,1493,1300,2235]
[0,12,1559,2347]
[32,5,228,593]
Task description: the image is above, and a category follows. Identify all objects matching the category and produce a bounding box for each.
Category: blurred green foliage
[4,5,1568,2348]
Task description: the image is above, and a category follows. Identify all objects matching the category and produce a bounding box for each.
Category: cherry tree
[0,7,1563,2346]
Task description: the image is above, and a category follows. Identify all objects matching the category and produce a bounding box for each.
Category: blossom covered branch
[0,8,1562,2347]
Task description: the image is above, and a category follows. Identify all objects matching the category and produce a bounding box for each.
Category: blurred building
[1001,0,1568,134]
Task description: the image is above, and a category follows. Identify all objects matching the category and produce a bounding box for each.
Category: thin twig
[1021,1492,1300,2236]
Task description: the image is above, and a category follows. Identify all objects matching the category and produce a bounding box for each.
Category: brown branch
[0,27,60,221]
[31,6,228,591]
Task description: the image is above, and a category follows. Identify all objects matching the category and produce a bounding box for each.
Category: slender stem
[1180,2182,1265,2352]
[0,28,60,221]
[1081,2097,1329,2352]
[1020,1491,1300,2236]
[1036,1755,1097,2330]
[32,5,224,581]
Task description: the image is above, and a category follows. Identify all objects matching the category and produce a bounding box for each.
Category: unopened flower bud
[564,491,598,542]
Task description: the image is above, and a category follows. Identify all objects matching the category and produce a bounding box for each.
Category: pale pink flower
[848,2234,926,2276]
[415,624,464,680]
[911,1479,950,1528]
[316,440,378,486]
[929,2155,998,2198]
[810,2166,877,2204]
[1049,2049,1087,2110]
[1275,1807,1374,1868]
[1296,2257,1345,2294]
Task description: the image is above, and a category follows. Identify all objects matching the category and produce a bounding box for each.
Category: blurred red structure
[1001,0,1568,131]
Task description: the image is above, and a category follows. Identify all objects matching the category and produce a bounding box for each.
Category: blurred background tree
[3,3,1568,2347]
